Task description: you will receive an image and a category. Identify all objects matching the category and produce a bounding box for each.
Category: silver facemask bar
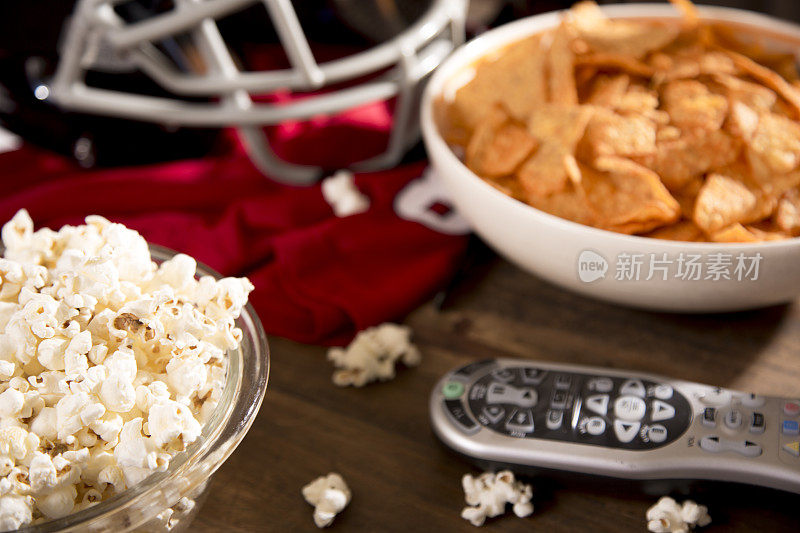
[48,0,467,184]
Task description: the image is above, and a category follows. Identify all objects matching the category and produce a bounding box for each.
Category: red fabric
[0,106,467,345]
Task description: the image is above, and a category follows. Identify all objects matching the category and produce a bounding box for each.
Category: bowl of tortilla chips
[422,1,800,312]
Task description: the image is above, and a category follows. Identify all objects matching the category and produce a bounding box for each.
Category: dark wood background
[193,257,800,532]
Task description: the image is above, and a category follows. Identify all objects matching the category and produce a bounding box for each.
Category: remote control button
[700,436,762,457]
[492,368,516,383]
[738,441,762,457]
[724,409,743,430]
[782,420,800,435]
[546,409,564,430]
[783,401,800,417]
[442,381,465,399]
[587,377,613,393]
[650,400,675,422]
[551,390,568,410]
[739,393,765,408]
[749,412,765,434]
[613,420,640,443]
[585,394,609,416]
[554,375,572,390]
[620,379,646,398]
[487,383,538,408]
[455,360,495,377]
[653,384,673,400]
[469,383,488,401]
[521,368,546,385]
[700,435,723,453]
[443,400,478,434]
[481,406,505,425]
[783,441,800,457]
[614,395,646,421]
[698,389,730,406]
[506,409,534,434]
[702,407,717,428]
[645,424,668,443]
[585,417,606,436]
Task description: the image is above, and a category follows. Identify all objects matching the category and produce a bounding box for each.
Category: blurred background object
[0,0,465,183]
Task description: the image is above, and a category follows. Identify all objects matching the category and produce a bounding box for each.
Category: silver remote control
[430,358,800,493]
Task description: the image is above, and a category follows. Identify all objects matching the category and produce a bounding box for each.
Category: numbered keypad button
[585,417,606,436]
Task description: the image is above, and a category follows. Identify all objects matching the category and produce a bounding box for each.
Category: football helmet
[0,0,466,183]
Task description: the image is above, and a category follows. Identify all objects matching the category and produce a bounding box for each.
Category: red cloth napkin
[0,103,468,345]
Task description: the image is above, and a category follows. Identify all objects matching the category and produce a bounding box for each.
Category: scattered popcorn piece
[0,209,254,528]
[327,323,421,387]
[460,470,534,527]
[321,170,370,217]
[646,496,711,533]
[301,473,351,528]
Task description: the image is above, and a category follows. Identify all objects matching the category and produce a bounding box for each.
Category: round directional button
[613,420,640,443]
[620,379,646,398]
[614,395,647,421]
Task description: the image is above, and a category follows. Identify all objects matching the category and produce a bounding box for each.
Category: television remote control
[430,358,800,493]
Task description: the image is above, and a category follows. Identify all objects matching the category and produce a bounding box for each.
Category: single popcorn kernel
[0,209,253,529]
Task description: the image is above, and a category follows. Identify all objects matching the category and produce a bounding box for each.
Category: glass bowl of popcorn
[0,211,268,532]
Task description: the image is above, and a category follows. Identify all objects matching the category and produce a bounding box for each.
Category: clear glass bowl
[17,244,270,532]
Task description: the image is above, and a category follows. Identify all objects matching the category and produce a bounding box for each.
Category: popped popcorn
[0,209,253,529]
[301,472,351,528]
[646,496,711,533]
[460,470,534,527]
[327,323,421,387]
[320,170,370,217]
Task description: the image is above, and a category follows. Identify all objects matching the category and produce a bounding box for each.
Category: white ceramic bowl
[422,3,800,313]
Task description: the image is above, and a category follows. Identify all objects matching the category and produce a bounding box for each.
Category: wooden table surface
[193,257,800,532]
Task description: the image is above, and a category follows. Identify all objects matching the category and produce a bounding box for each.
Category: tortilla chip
[586,74,630,106]
[638,128,740,190]
[661,80,729,130]
[725,50,800,119]
[693,173,758,233]
[669,0,700,28]
[580,109,656,159]
[774,189,800,233]
[746,224,789,241]
[746,111,800,175]
[615,85,660,115]
[527,104,594,147]
[652,51,736,83]
[517,143,573,198]
[527,181,596,226]
[466,106,538,177]
[709,223,759,242]
[569,1,680,59]
[582,158,680,233]
[548,22,578,104]
[712,73,777,111]
[575,53,655,78]
[725,101,759,141]
[451,36,547,130]
[644,220,705,241]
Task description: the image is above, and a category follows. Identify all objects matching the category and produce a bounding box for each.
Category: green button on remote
[443,381,464,399]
